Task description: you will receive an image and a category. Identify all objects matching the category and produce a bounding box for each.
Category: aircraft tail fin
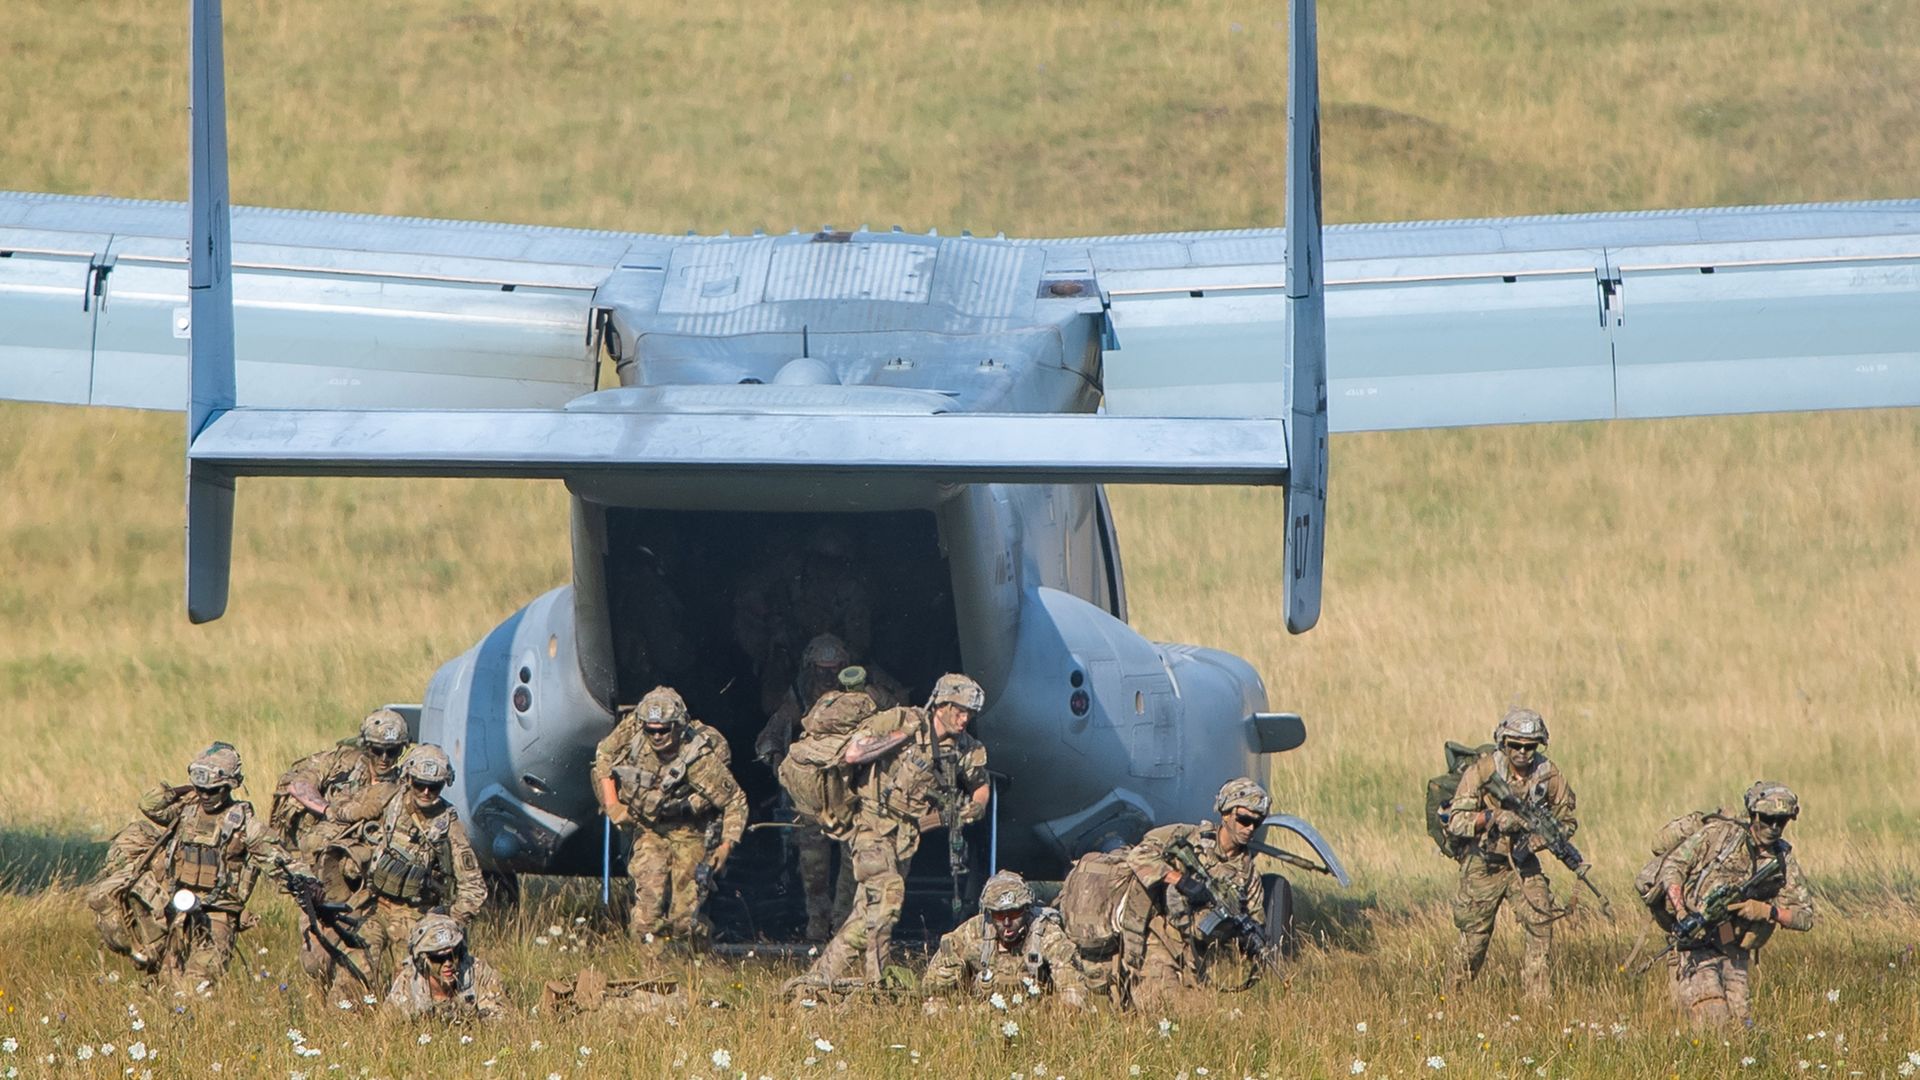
[186,0,236,623]
[1282,0,1328,634]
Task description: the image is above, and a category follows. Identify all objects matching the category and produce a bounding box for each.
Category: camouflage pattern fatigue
[1656,819,1814,1026]
[755,668,901,939]
[1119,823,1267,1008]
[355,794,487,982]
[1444,750,1576,1001]
[592,717,732,789]
[383,955,508,1022]
[100,794,298,987]
[274,745,405,999]
[86,786,190,944]
[808,706,988,984]
[923,907,1091,1008]
[597,723,749,944]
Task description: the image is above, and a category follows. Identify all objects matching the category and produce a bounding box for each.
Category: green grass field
[3,0,1919,1074]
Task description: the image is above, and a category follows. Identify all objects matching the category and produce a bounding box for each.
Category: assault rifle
[1482,774,1616,921]
[934,744,968,920]
[277,860,372,989]
[1638,855,1785,972]
[1165,835,1269,956]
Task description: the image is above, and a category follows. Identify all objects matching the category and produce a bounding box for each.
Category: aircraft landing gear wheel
[1260,872,1297,961]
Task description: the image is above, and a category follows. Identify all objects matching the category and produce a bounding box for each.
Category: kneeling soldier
[355,745,487,983]
[384,913,507,1022]
[924,870,1090,1009]
[1657,780,1814,1028]
[594,686,748,947]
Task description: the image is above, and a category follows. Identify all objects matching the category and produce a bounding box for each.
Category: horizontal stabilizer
[188,409,1287,487]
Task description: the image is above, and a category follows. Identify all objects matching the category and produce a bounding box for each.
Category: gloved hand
[1491,809,1528,833]
[1730,898,1773,922]
[1173,873,1212,907]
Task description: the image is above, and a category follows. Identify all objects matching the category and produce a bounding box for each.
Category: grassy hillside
[2,0,1917,1073]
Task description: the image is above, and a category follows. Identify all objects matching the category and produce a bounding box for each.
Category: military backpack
[776,690,879,834]
[1054,849,1137,957]
[1631,807,1739,926]
[1425,741,1494,860]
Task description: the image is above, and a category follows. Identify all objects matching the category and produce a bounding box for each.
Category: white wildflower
[335,1000,353,1011]
[290,1072,307,1080]
[296,1047,322,1059]
[1798,1062,1810,1072]
[1908,1052,1920,1066]
[546,925,563,936]
[1898,1065,1913,1080]
[0,1040,13,1054]
[578,1046,591,1057]
[804,1057,818,1067]
[417,1034,431,1046]
[1425,1056,1445,1070]
[286,1030,306,1045]
[1826,989,1840,1004]
[1129,1068,1142,1078]
[1196,1069,1210,1076]
[1350,1063,1366,1076]
[575,916,587,924]
[106,973,121,983]
[548,1074,562,1080]
[460,1035,473,1046]
[990,992,1007,1010]
[76,1046,95,1062]
[482,1061,496,1069]
[1158,1018,1175,1038]
[530,1040,545,1052]
[815,1038,834,1053]
[1355,1022,1367,1034]
[362,995,377,1006]
[1001,1021,1019,1039]
[712,1050,732,1071]
[534,937,551,947]
[1010,993,1025,1006]
[130,1020,145,1032]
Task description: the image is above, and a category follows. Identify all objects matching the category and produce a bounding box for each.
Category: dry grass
[4,0,1920,1071]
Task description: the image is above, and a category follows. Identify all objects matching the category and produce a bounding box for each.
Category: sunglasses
[410,781,445,794]
[643,725,676,736]
[1231,811,1264,827]
[1756,813,1791,827]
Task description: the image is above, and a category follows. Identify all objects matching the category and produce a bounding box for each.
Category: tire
[1259,872,1296,960]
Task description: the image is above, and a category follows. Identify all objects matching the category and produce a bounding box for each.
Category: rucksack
[1632,807,1737,925]
[1425,741,1494,859]
[776,691,882,833]
[1055,849,1138,956]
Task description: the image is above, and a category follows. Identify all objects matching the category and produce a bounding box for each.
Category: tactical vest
[873,720,952,821]
[971,909,1056,987]
[368,800,454,905]
[615,732,716,819]
[170,804,250,894]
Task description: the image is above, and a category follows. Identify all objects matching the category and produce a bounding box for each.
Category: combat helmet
[360,708,410,749]
[801,634,852,670]
[408,913,466,960]
[980,870,1035,913]
[1744,780,1800,819]
[1214,776,1272,818]
[402,744,455,786]
[1493,706,1549,746]
[929,673,986,712]
[187,742,244,789]
[634,686,689,728]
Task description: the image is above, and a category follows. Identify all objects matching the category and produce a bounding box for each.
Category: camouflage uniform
[87,745,302,988]
[732,529,873,715]
[382,914,508,1022]
[924,872,1091,1008]
[274,709,410,998]
[352,746,487,985]
[800,676,990,987]
[594,690,748,944]
[1119,820,1267,1007]
[755,646,904,940]
[1444,709,1575,1002]
[1656,782,1814,1027]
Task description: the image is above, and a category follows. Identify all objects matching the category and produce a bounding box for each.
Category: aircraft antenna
[1282,0,1328,634]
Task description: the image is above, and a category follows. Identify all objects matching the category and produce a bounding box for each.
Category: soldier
[383,913,508,1022]
[351,744,487,983]
[790,673,990,989]
[754,635,903,940]
[923,870,1091,1009]
[1443,707,1575,1003]
[1116,777,1272,1007]
[593,686,748,947]
[86,743,303,988]
[732,524,873,715]
[274,708,412,1000]
[1656,781,1815,1028]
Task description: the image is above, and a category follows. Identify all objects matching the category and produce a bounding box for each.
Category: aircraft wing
[1089,200,1920,429]
[7,191,1915,432]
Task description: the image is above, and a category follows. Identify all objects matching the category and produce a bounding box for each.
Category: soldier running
[923,870,1091,1009]
[383,913,508,1022]
[790,673,990,989]
[273,707,413,1000]
[1444,707,1576,1003]
[1117,777,1272,1007]
[593,686,748,948]
[348,744,487,983]
[86,743,305,989]
[1655,780,1815,1027]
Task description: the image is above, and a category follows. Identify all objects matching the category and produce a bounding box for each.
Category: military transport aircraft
[3,0,1917,932]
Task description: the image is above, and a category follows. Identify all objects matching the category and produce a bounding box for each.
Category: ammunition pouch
[368,848,434,905]
[175,840,225,892]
